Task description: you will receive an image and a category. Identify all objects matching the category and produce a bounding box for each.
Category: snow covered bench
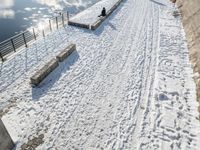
[56,44,76,62]
[30,44,76,86]
[30,58,59,86]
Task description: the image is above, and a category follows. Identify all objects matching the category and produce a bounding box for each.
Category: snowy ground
[1,0,200,149]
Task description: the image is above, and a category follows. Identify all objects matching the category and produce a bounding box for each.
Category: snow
[1,0,200,149]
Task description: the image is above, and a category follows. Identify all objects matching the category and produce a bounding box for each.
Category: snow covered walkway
[1,0,200,149]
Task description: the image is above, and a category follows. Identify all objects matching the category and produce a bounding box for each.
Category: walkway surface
[1,0,200,149]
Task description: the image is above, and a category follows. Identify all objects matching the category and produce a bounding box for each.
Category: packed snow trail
[1,0,200,149]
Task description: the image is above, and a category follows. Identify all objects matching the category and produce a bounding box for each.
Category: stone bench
[68,21,90,29]
[30,58,59,86]
[56,44,76,62]
[30,44,76,86]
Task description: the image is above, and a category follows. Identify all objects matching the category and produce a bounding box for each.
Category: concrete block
[0,119,15,150]
[108,5,117,16]
[91,19,104,30]
[56,44,76,62]
[30,58,59,86]
[68,21,90,29]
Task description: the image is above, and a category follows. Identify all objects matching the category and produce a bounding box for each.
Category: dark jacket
[101,8,106,16]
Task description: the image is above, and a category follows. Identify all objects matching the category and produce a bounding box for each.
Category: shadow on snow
[150,0,166,6]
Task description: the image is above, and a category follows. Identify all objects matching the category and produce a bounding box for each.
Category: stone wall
[176,0,200,113]
[68,21,90,29]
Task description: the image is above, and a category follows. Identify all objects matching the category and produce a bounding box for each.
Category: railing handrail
[0,30,29,46]
[0,12,69,45]
[0,12,69,61]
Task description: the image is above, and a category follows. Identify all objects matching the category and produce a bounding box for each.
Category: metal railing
[0,12,69,61]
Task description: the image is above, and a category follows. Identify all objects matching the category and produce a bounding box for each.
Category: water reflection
[0,0,100,42]
[0,0,15,18]
[34,0,63,10]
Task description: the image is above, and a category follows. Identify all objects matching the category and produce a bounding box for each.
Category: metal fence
[0,12,69,61]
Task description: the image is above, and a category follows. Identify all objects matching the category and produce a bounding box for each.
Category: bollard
[49,20,52,32]
[42,30,45,38]
[62,13,65,27]
[11,39,16,52]
[56,17,58,29]
[33,28,37,40]
[0,52,4,61]
[67,12,69,23]
[22,33,28,48]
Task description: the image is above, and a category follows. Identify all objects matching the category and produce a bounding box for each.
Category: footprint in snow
[158,93,169,101]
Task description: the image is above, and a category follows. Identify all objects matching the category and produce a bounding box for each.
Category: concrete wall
[68,21,90,29]
[176,0,200,113]
[0,119,15,150]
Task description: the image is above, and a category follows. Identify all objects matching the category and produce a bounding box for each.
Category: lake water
[0,0,100,43]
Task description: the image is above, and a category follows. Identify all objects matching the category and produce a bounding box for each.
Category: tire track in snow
[107,2,150,150]
[137,2,160,149]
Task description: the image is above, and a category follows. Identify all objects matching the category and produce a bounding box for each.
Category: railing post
[11,39,16,52]
[22,33,28,48]
[32,28,37,40]
[49,20,52,32]
[62,13,65,27]
[67,11,69,23]
[56,17,58,29]
[42,30,45,38]
[0,52,4,61]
